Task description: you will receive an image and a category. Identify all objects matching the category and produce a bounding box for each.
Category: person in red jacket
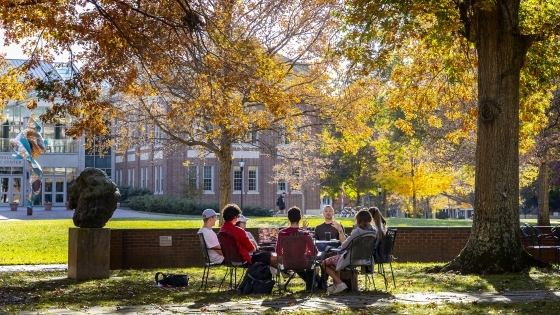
[219,203,273,265]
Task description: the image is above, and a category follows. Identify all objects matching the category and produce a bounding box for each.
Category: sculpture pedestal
[68,228,111,279]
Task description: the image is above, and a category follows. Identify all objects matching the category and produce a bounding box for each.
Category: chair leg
[377,263,388,291]
[219,266,231,291]
[200,265,209,290]
[389,261,396,289]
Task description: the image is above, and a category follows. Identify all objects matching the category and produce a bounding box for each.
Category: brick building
[113,131,322,214]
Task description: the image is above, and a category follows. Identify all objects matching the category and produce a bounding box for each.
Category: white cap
[237,215,248,223]
[202,209,219,219]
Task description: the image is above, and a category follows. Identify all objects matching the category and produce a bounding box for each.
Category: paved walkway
[0,207,184,221]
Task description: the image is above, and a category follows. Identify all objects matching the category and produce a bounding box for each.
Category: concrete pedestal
[68,228,111,279]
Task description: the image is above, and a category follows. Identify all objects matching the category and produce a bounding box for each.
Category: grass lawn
[1,216,557,265]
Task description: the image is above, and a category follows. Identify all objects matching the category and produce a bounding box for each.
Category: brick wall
[109,226,558,269]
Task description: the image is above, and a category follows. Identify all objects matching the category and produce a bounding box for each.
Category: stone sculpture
[70,167,121,228]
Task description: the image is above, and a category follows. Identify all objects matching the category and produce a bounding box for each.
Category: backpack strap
[155,272,164,284]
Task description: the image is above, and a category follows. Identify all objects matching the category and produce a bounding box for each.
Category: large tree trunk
[537,161,551,226]
[217,141,233,225]
[444,3,545,273]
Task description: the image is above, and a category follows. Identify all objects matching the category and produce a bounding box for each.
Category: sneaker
[332,282,348,294]
[326,284,336,293]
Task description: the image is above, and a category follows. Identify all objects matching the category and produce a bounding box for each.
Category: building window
[144,167,149,189]
[154,166,159,193]
[277,131,290,145]
[159,165,163,194]
[140,168,145,188]
[203,166,212,192]
[248,166,257,191]
[131,168,135,187]
[233,166,241,191]
[127,169,131,186]
[188,165,198,187]
[154,125,163,146]
[278,180,286,192]
[247,131,258,144]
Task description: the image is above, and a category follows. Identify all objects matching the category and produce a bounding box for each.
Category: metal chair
[276,231,320,294]
[197,232,223,290]
[339,231,378,292]
[217,231,248,290]
[549,225,560,267]
[519,224,559,260]
[374,228,397,290]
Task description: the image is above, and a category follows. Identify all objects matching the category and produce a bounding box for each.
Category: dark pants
[294,257,325,290]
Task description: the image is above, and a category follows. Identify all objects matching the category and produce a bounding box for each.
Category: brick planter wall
[108,226,557,269]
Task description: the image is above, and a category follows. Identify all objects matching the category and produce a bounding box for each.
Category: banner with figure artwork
[10,114,46,212]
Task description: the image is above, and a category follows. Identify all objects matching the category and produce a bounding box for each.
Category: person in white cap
[235,215,258,248]
[198,208,224,264]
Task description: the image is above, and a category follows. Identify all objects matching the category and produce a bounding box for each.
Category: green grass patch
[1,216,558,265]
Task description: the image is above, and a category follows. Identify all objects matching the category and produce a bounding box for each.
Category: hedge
[122,195,273,217]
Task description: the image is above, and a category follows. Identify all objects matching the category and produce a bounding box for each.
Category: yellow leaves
[25,98,38,110]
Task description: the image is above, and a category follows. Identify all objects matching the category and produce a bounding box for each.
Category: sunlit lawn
[1,216,558,265]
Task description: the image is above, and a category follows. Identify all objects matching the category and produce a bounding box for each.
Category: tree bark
[217,141,232,225]
[537,161,551,226]
[444,2,545,273]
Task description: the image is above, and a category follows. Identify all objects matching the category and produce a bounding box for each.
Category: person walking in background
[276,192,287,216]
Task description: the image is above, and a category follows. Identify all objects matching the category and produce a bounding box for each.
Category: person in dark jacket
[276,192,287,216]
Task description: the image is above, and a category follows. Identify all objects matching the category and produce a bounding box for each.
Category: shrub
[436,211,449,219]
[122,195,273,217]
[123,195,219,215]
[239,205,274,217]
[118,185,153,203]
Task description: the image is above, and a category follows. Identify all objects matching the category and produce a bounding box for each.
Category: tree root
[426,249,552,275]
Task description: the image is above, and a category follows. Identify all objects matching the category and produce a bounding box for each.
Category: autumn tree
[338,1,560,272]
[271,123,326,213]
[0,0,341,215]
[521,90,560,225]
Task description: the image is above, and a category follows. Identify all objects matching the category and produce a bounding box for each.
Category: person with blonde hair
[369,207,387,241]
[321,210,376,294]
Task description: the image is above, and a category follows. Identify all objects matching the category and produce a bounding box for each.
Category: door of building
[43,176,66,205]
[0,176,23,205]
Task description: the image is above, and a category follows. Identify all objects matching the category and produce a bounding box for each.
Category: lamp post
[377,185,382,210]
[239,158,245,210]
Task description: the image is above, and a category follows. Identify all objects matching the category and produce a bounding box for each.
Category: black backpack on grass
[155,272,189,287]
[237,262,275,294]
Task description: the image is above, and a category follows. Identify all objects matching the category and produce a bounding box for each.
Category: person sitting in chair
[198,208,224,264]
[219,203,274,266]
[314,205,346,248]
[322,210,376,294]
[276,206,324,292]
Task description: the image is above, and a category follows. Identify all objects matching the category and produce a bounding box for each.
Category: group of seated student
[199,203,388,294]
